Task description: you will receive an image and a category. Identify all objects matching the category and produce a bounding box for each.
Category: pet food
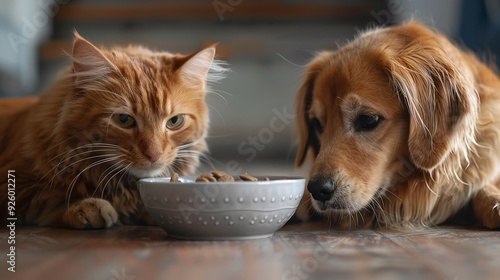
[195,173,217,182]
[170,171,269,183]
[211,170,235,182]
[239,173,258,181]
[170,172,179,182]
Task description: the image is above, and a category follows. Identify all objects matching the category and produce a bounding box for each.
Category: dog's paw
[473,186,500,230]
[481,202,500,229]
[64,198,118,229]
[479,202,500,229]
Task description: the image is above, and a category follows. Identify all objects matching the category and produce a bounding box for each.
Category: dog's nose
[307,177,335,202]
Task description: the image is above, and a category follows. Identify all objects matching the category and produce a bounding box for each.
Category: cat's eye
[353,114,382,132]
[113,114,136,128]
[166,114,186,130]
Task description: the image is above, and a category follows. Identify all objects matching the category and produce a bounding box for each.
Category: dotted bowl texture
[138,176,305,240]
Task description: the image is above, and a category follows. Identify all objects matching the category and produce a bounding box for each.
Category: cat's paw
[65,198,118,229]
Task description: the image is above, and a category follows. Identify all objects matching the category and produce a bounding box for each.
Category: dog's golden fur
[295,21,500,229]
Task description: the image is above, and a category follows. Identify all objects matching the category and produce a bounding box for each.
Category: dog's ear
[295,53,330,167]
[295,72,318,167]
[389,22,478,171]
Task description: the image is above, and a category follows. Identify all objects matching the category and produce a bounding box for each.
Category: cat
[0,32,226,229]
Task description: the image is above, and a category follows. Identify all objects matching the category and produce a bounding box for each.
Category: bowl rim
[138,175,305,186]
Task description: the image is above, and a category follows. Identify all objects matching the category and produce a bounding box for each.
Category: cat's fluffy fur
[0,33,226,229]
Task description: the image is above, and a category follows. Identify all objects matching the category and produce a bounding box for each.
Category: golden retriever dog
[295,21,500,229]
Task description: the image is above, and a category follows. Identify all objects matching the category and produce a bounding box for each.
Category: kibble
[195,177,210,182]
[195,173,217,182]
[170,172,179,182]
[211,170,235,182]
[171,171,271,183]
[239,173,258,182]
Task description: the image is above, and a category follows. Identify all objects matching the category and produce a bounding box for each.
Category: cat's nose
[143,149,163,163]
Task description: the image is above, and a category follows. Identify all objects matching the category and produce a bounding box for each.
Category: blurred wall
[0,0,54,97]
[30,0,388,172]
[396,0,462,36]
[3,0,495,173]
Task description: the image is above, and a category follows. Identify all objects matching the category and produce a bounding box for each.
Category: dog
[294,21,500,229]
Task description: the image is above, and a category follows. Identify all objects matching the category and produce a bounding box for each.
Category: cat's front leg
[62,198,118,229]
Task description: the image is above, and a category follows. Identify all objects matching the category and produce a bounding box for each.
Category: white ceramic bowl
[138,176,305,240]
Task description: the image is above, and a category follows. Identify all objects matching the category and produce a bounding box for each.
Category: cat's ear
[71,31,116,84]
[178,47,216,88]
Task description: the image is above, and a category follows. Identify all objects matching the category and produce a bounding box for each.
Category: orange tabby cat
[0,33,226,229]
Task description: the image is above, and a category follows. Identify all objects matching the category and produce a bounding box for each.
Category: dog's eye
[311,118,323,134]
[354,114,382,132]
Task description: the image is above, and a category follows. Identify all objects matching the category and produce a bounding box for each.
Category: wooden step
[55,2,378,22]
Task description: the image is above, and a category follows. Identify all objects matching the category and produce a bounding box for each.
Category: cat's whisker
[188,150,218,160]
[52,143,120,163]
[93,159,125,197]
[275,52,309,68]
[175,155,203,164]
[35,135,76,170]
[100,160,128,198]
[45,136,75,152]
[61,148,119,163]
[44,149,119,187]
[53,153,119,188]
[177,149,216,161]
[113,163,133,198]
[175,153,217,172]
[65,156,120,208]
[177,137,205,150]
[171,160,197,176]
[210,88,233,100]
[36,144,120,184]
[38,152,116,199]
[207,91,230,115]
[172,162,180,172]
[201,157,221,171]
[52,143,121,166]
[163,164,175,177]
[76,143,121,148]
[50,153,120,191]
[198,159,218,172]
[206,103,226,130]
[176,151,206,157]
[170,161,181,175]
[173,157,195,165]
[204,133,238,139]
